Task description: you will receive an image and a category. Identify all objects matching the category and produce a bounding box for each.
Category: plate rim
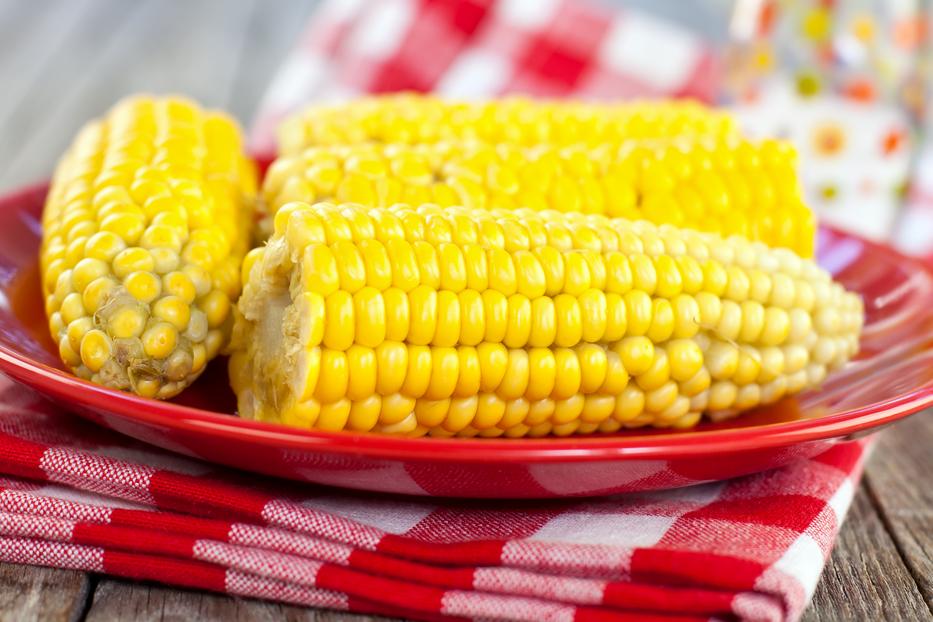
[2,182,932,464]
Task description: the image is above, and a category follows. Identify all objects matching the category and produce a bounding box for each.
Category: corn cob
[262,138,814,257]
[277,94,736,155]
[228,201,862,437]
[41,96,257,398]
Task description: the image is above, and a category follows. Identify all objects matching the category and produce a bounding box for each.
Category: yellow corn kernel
[142,323,178,359]
[108,306,147,339]
[66,317,94,353]
[199,289,231,329]
[71,258,110,293]
[124,270,162,303]
[79,329,112,373]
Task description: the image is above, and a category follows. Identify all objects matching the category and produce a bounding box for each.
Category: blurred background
[0,0,930,255]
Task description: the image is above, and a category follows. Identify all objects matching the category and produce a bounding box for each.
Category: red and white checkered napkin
[0,378,870,622]
[250,0,720,154]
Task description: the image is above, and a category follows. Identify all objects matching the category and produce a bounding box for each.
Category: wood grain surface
[0,1,929,620]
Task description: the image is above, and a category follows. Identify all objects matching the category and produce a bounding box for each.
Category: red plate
[1,183,931,498]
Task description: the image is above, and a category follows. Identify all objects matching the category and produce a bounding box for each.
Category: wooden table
[0,1,930,620]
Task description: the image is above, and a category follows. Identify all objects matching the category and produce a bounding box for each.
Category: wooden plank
[85,579,404,622]
[803,485,930,622]
[92,0,256,106]
[0,0,97,125]
[863,411,933,613]
[0,0,256,190]
[0,562,90,622]
[0,0,60,63]
[0,0,142,191]
[226,0,321,123]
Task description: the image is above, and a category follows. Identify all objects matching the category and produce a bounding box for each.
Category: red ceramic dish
[1,183,931,498]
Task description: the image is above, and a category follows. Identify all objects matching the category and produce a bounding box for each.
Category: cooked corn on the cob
[41,96,257,398]
[228,201,862,437]
[262,138,813,257]
[277,94,736,155]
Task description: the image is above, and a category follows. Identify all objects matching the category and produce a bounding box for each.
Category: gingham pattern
[0,378,870,622]
[250,0,719,155]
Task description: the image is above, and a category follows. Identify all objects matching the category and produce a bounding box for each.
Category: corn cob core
[277,94,736,155]
[228,201,862,437]
[262,138,814,257]
[41,96,256,398]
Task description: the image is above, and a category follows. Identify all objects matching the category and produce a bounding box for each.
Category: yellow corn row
[277,94,737,155]
[262,137,813,257]
[228,201,862,437]
[41,96,257,398]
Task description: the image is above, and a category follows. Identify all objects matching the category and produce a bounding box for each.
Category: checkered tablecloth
[0,378,869,622]
[250,0,719,155]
